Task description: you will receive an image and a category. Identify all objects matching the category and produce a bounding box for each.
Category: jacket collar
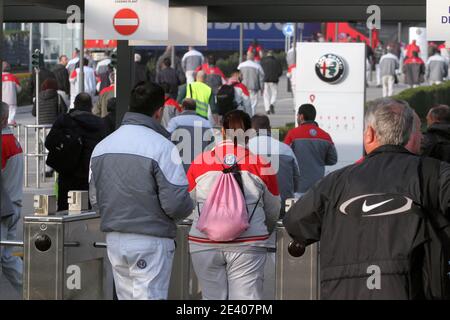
[2,127,13,135]
[366,144,412,158]
[180,110,198,116]
[121,112,170,139]
[299,121,318,127]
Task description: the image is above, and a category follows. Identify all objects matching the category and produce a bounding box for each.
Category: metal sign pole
[239,23,244,63]
[35,68,39,125]
[79,23,85,93]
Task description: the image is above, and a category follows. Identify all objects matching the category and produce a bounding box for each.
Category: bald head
[196,70,206,82]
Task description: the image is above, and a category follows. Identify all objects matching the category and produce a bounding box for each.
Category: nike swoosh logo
[362,199,394,213]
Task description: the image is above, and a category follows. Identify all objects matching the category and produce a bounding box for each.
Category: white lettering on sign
[66,265,81,290]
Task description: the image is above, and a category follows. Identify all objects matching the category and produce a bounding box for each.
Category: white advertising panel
[129,7,207,46]
[295,42,366,172]
[427,0,450,41]
[85,0,168,41]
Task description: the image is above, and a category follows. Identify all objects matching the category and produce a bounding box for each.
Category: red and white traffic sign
[113,9,140,36]
[85,0,168,41]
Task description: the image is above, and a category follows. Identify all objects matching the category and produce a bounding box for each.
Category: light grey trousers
[191,249,267,300]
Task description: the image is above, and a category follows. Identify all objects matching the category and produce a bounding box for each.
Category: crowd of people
[1,41,450,300]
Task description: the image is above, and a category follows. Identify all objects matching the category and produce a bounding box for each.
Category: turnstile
[275,223,320,300]
[2,215,319,300]
[23,211,113,300]
[167,220,320,300]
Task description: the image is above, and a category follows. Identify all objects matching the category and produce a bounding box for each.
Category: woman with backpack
[186,110,281,300]
[32,78,68,125]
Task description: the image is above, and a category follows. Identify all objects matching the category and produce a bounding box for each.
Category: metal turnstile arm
[93,242,107,248]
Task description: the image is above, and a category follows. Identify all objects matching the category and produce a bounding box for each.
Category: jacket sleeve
[291,155,301,193]
[325,143,338,165]
[438,162,450,219]
[283,177,331,245]
[259,163,281,233]
[88,164,98,211]
[153,146,194,222]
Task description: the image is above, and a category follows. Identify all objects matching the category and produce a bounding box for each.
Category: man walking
[182,46,204,84]
[89,83,193,300]
[379,47,399,97]
[238,52,265,116]
[284,104,337,194]
[426,47,448,85]
[1,102,24,293]
[284,98,450,299]
[403,51,425,88]
[52,55,70,103]
[260,50,283,115]
[249,114,300,216]
[2,62,22,126]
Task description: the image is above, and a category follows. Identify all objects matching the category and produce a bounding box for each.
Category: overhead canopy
[5,0,426,23]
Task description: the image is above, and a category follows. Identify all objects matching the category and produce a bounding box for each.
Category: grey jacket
[238,59,265,91]
[89,112,194,239]
[181,49,204,72]
[167,110,215,172]
[426,54,448,82]
[248,135,300,204]
[379,53,399,77]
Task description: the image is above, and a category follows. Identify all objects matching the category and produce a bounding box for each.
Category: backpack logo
[339,194,413,217]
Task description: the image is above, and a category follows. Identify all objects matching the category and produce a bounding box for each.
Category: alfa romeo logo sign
[315,54,346,84]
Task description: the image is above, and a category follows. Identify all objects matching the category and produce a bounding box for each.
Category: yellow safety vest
[185,82,212,118]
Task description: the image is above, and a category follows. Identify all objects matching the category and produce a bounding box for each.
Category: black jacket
[422,123,450,162]
[260,55,283,83]
[47,110,106,210]
[156,67,180,98]
[284,145,450,300]
[52,64,70,95]
[32,89,66,125]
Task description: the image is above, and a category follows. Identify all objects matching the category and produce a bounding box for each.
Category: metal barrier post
[35,127,40,188]
[24,126,29,187]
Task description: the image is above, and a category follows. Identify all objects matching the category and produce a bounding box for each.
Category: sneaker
[8,121,17,127]
[270,105,275,114]
[45,170,54,178]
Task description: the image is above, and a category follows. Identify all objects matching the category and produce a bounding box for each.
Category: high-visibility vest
[185,82,212,118]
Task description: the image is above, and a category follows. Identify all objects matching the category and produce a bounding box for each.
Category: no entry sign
[113,9,140,36]
[85,0,168,41]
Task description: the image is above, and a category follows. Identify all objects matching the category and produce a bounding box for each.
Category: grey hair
[365,98,414,146]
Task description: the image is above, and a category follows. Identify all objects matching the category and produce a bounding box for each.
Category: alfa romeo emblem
[315,54,346,84]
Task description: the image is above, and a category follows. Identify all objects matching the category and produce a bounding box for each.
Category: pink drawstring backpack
[197,154,260,242]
